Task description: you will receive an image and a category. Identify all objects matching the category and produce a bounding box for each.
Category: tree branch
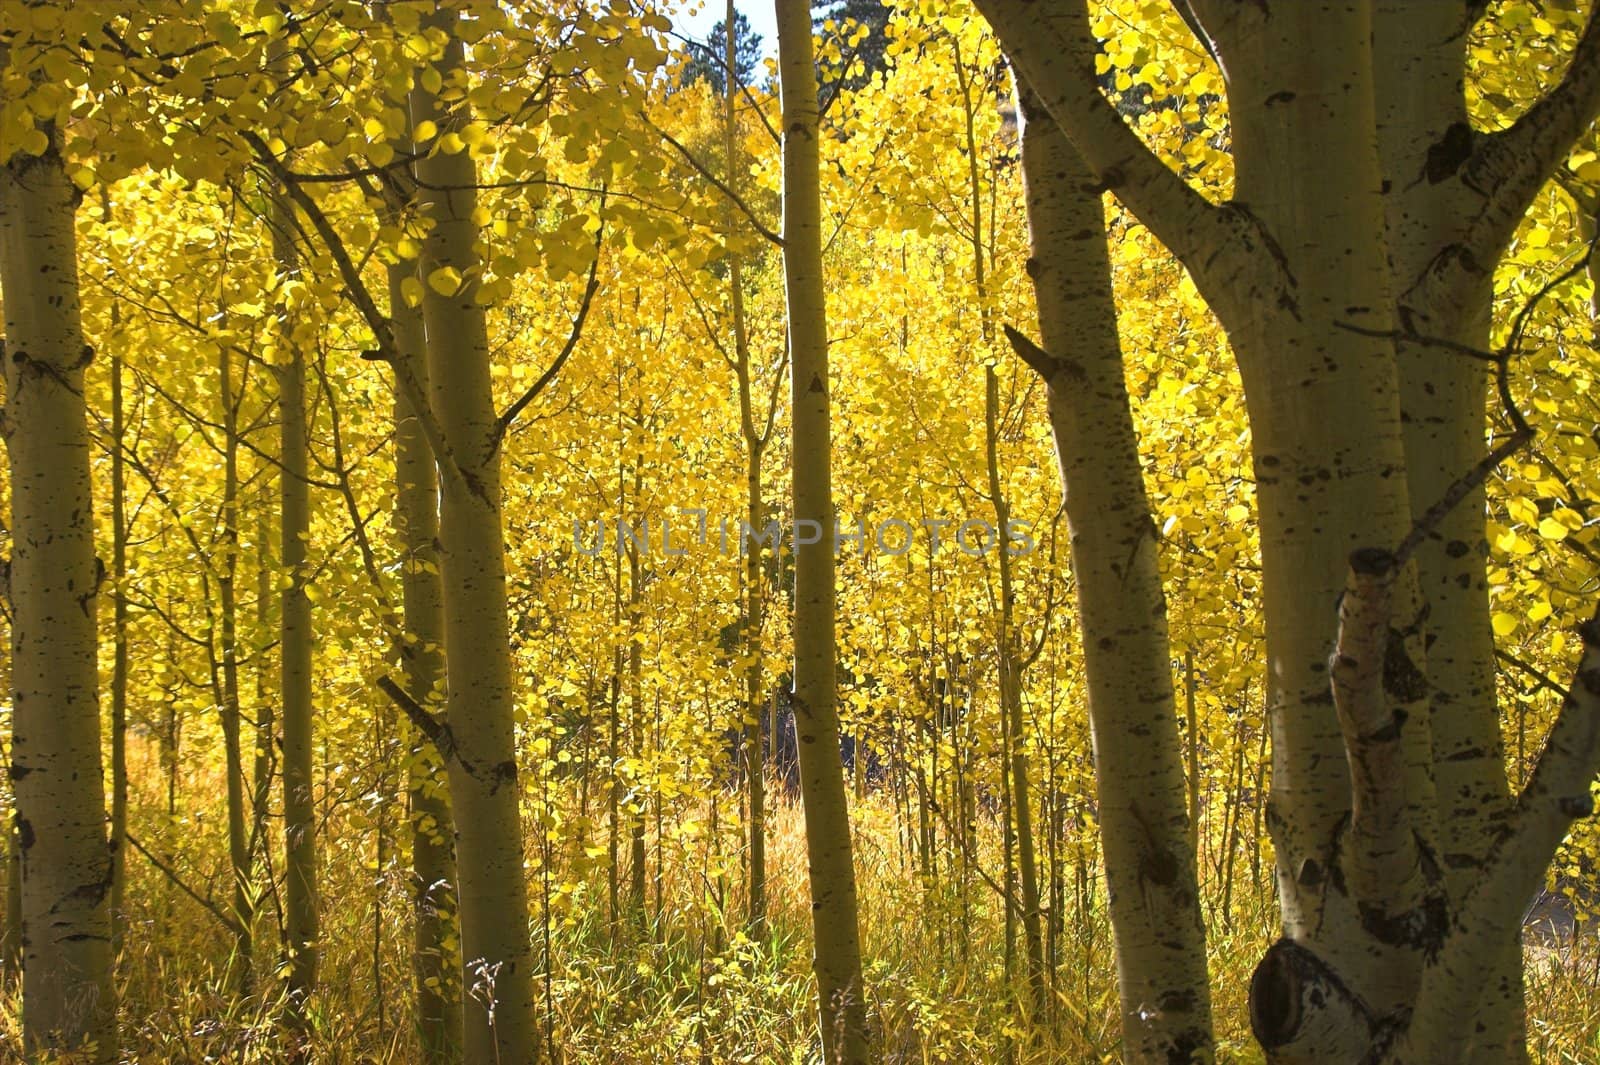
[239,130,462,493]
[1328,548,1431,919]
[1405,606,1600,1060]
[983,1,1253,298]
[126,832,242,936]
[1003,323,1086,385]
[490,213,605,451]
[1416,6,1600,315]
[643,115,783,247]
[375,674,455,763]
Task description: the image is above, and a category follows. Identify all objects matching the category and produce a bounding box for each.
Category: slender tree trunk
[0,120,118,1063]
[628,544,647,929]
[217,342,254,995]
[1373,10,1521,1056]
[953,38,1045,1022]
[270,163,319,1028]
[251,509,274,888]
[1012,82,1213,1061]
[775,0,869,1057]
[724,0,768,937]
[390,229,463,1064]
[108,347,129,950]
[411,10,540,1060]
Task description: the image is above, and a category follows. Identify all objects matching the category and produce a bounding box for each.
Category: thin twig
[643,115,783,246]
[126,832,241,935]
[491,208,607,450]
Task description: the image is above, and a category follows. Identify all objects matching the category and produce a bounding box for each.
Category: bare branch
[375,674,454,762]
[1415,6,1600,315]
[984,2,1255,299]
[491,213,606,450]
[240,129,462,492]
[126,833,242,936]
[643,115,784,247]
[1003,323,1086,384]
[1408,606,1600,1059]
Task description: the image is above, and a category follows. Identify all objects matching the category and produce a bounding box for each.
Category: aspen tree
[1011,83,1213,1063]
[722,0,773,938]
[107,345,128,951]
[976,0,1600,1059]
[948,37,1045,1023]
[385,127,464,1065]
[411,6,541,1060]
[264,76,321,1024]
[217,331,255,995]
[775,0,869,1058]
[0,109,117,1063]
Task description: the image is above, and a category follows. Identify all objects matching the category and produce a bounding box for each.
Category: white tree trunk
[776,0,870,1058]
[1013,83,1213,1063]
[1,129,117,1062]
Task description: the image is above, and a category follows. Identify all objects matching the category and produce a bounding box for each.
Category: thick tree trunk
[775,0,870,1059]
[1013,85,1213,1063]
[411,12,541,1061]
[977,0,1600,1059]
[390,246,463,1064]
[1208,9,1441,1051]
[1,127,118,1063]
[1373,10,1522,1055]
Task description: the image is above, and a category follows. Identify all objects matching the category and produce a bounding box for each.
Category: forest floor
[2,792,1598,1063]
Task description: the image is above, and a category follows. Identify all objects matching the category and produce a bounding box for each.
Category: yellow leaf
[18,127,48,157]
[1537,516,1569,542]
[427,266,462,295]
[413,119,438,143]
[1491,612,1518,638]
[400,276,424,308]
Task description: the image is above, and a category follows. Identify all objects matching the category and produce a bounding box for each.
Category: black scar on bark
[1424,122,1474,184]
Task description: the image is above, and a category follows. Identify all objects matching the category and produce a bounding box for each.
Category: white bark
[776,0,869,1058]
[1,131,117,1062]
[1013,84,1212,1062]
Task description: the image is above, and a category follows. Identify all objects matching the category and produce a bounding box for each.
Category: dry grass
[1,785,1596,1063]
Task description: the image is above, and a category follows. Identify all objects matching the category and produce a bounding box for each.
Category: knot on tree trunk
[1249,938,1383,1062]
